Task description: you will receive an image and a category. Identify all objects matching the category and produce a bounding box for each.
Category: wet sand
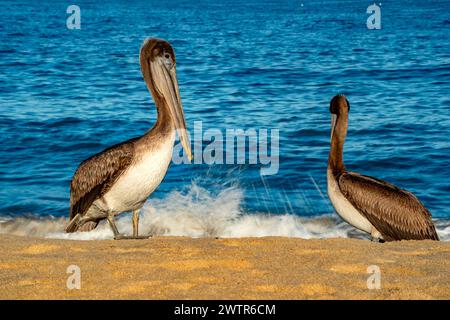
[0,235,449,299]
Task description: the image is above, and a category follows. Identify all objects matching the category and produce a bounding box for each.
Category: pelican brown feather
[338,172,439,241]
[67,138,136,231]
[327,94,439,242]
[66,38,192,238]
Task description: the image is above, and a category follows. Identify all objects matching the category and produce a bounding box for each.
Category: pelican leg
[132,210,139,237]
[129,210,150,239]
[107,214,122,239]
[107,211,150,240]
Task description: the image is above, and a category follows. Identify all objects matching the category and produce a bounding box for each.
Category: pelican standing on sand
[66,38,192,239]
[327,94,439,242]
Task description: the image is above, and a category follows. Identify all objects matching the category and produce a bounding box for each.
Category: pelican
[66,38,192,239]
[327,94,439,242]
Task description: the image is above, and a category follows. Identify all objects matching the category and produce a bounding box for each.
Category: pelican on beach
[66,38,192,239]
[327,94,439,242]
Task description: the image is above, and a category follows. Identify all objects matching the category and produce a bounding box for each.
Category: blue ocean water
[0,0,449,238]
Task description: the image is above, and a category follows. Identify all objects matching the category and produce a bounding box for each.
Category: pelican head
[330,94,350,115]
[329,94,350,140]
[140,38,192,161]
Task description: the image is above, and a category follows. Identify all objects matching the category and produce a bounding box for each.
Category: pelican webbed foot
[370,236,385,243]
[370,227,385,243]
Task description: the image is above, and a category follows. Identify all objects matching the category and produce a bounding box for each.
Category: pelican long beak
[150,57,193,161]
[330,114,337,141]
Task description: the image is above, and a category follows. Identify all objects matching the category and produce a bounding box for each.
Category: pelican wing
[338,172,439,241]
[69,139,137,220]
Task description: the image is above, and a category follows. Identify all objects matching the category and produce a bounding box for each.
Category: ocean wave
[0,184,448,241]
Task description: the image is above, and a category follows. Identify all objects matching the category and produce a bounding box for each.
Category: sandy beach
[0,235,449,300]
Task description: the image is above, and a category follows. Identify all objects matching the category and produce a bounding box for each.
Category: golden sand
[0,235,448,299]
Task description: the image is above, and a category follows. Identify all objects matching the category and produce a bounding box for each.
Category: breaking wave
[0,184,449,241]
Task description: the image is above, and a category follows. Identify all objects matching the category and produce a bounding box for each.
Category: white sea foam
[435,220,450,241]
[0,183,448,241]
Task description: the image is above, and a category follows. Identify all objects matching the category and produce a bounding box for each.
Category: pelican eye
[162,51,174,69]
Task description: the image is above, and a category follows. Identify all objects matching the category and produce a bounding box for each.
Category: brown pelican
[327,94,439,242]
[66,38,192,239]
